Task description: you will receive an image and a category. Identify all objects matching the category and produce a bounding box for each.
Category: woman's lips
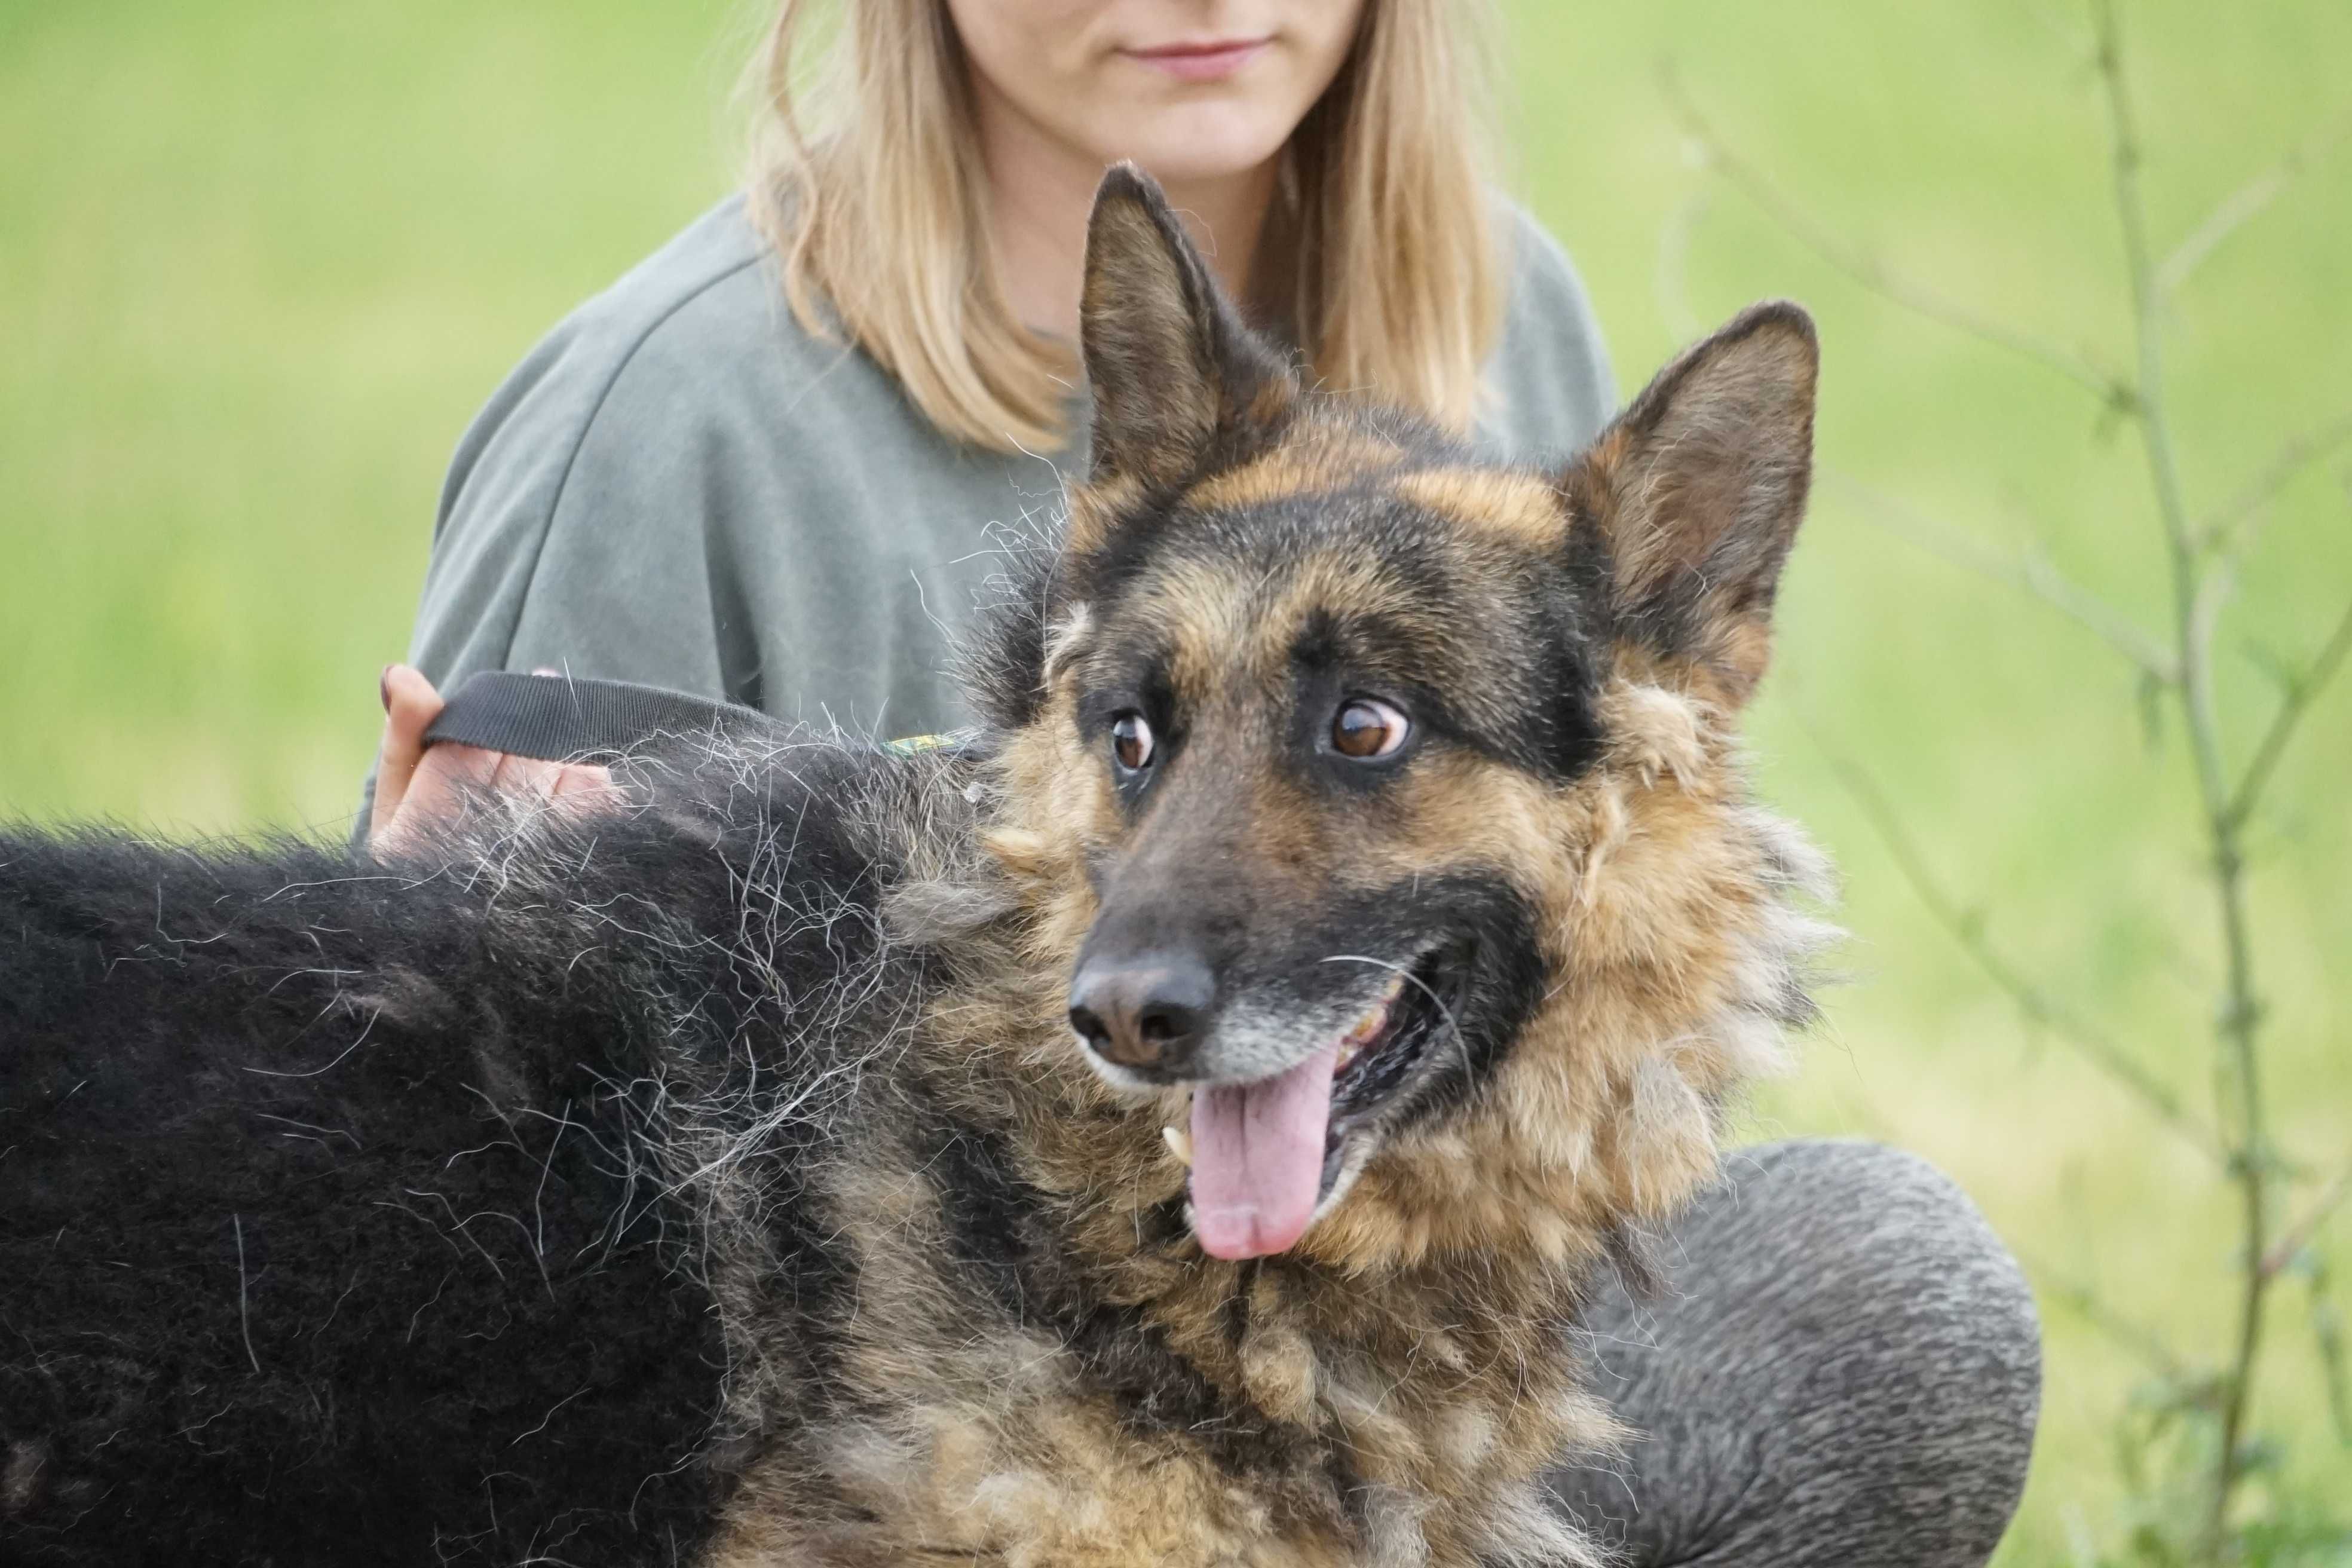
[1121,38,1270,83]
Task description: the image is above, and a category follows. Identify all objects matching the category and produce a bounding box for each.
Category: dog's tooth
[1163,1124,1193,1167]
[1331,971,1414,1074]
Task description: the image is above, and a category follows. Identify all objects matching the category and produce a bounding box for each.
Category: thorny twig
[1818,745,2222,1161]
[1681,6,2344,1551]
[2200,409,2352,561]
[2225,591,2352,834]
[2307,1263,2352,1448]
[2091,0,2276,1547]
[2024,1250,2192,1382]
[2263,1156,2352,1282]
[2157,106,2352,296]
[1826,471,2179,682]
[1661,64,2126,406]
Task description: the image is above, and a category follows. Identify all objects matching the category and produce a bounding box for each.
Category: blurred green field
[3,0,2347,1558]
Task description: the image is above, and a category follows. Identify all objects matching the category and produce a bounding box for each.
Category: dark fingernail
[379,664,394,713]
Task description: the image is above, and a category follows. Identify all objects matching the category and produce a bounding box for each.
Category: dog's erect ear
[1564,301,1818,703]
[1080,164,1295,494]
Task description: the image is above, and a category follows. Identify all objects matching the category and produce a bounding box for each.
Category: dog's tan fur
[693,170,1832,1567]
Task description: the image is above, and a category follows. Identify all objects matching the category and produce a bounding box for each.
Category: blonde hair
[746,1,1508,455]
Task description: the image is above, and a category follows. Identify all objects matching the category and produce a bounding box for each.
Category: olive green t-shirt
[363,194,1613,822]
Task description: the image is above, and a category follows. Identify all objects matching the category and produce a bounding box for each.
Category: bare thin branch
[2264,1155,2352,1281]
[2201,409,2352,559]
[1653,187,1711,344]
[2315,1275,2352,1448]
[2094,5,2200,575]
[1661,66,2127,405]
[2227,592,2352,831]
[2158,106,2352,296]
[1817,738,2223,1161]
[1827,472,2179,682]
[2023,1250,2192,1380]
[2094,2,2278,1542]
[2188,559,2236,705]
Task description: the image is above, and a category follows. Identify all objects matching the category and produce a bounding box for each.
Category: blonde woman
[367,2,2038,1558]
[369,1,1601,831]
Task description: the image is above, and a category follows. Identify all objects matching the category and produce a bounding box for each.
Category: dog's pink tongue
[1188,1044,1339,1260]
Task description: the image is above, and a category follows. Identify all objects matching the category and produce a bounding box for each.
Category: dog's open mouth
[1178,944,1466,1261]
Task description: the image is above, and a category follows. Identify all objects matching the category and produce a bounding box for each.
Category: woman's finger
[524,673,621,813]
[549,762,619,810]
[369,664,444,843]
[503,756,616,812]
[369,664,624,854]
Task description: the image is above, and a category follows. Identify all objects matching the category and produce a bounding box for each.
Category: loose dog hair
[0,168,1831,1566]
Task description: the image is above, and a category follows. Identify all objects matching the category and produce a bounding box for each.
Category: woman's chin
[1097,112,1296,191]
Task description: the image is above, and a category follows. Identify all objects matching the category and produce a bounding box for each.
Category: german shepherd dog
[0,169,1831,1566]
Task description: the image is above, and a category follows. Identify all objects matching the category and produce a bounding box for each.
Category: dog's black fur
[1,746,917,1562]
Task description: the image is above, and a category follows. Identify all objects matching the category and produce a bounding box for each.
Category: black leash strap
[422,672,792,764]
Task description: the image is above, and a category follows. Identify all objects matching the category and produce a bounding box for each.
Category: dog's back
[0,742,951,1561]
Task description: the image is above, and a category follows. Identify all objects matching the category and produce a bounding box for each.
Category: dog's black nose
[1067,951,1215,1075]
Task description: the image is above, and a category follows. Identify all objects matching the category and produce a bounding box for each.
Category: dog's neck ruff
[835,685,1835,1566]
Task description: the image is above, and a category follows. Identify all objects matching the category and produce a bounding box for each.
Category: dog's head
[978,167,1830,1269]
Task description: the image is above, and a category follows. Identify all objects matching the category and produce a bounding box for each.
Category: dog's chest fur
[666,795,1612,1568]
[703,1113,1606,1566]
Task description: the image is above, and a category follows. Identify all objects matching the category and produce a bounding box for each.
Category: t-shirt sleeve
[350,255,768,850]
[407,321,734,702]
[1480,206,1616,464]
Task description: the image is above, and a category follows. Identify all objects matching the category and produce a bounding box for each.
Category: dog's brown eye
[1110,712,1154,771]
[1331,698,1408,760]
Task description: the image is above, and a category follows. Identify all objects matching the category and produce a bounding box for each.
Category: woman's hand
[369,664,618,854]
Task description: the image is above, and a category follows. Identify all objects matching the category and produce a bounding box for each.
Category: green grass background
[3,0,2347,1556]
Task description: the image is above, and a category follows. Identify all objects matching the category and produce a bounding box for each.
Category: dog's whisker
[1318,952,1468,1073]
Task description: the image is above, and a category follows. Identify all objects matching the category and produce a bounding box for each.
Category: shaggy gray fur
[1546,1139,2041,1564]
